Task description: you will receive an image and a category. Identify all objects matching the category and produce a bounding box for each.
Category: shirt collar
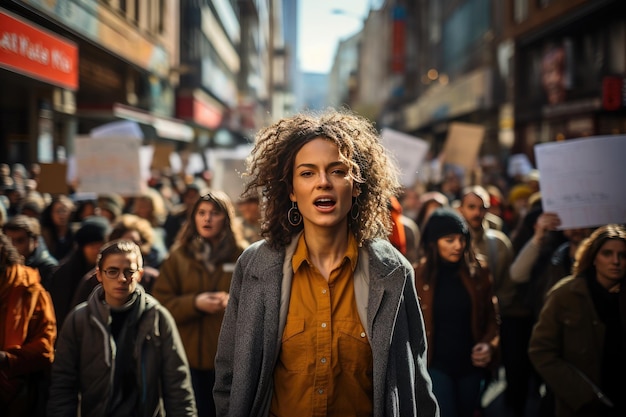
[292,233,359,273]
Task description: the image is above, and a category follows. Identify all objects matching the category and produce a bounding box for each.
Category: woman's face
[51,202,71,227]
[195,201,227,243]
[290,138,358,233]
[593,239,626,290]
[437,234,466,263]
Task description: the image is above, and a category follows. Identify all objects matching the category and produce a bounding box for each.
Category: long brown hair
[175,191,247,264]
[573,224,626,278]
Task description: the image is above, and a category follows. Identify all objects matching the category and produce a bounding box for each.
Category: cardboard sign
[535,135,626,229]
[151,143,175,170]
[38,163,68,195]
[440,122,485,171]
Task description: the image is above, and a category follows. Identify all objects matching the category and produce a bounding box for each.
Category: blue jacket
[214,236,439,417]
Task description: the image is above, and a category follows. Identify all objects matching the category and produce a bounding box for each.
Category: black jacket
[26,243,59,291]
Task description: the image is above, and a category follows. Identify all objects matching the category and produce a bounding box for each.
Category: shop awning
[113,103,194,142]
[77,103,194,142]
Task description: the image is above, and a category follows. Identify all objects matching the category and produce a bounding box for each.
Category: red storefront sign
[602,76,623,111]
[0,9,78,90]
[177,95,223,129]
[391,6,406,74]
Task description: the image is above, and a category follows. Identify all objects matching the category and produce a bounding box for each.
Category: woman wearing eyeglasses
[152,191,248,417]
[48,240,197,416]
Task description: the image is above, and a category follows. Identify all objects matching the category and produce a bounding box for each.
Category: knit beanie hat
[421,208,470,245]
[75,215,110,247]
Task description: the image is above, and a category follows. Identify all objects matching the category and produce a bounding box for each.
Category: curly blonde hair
[242,108,401,248]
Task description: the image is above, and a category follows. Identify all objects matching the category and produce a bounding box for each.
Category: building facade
[1,0,187,166]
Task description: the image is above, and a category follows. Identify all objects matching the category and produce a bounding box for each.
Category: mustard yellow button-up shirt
[270,233,373,417]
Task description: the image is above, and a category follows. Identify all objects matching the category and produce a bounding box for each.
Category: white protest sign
[91,120,143,140]
[207,145,253,203]
[75,136,146,196]
[534,135,626,229]
[380,128,430,188]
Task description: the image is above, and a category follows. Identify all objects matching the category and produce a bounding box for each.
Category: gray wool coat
[213,235,439,417]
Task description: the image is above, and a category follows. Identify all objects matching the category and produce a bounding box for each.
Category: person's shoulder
[63,302,90,332]
[546,274,579,297]
[366,238,412,269]
[485,228,512,247]
[240,239,276,259]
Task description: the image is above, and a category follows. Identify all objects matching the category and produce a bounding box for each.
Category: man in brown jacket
[0,231,56,417]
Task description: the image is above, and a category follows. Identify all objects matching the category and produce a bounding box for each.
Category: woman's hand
[471,342,492,368]
[195,291,229,314]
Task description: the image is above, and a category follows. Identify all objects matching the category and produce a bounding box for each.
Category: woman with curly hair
[529,224,626,416]
[152,190,248,417]
[213,109,438,417]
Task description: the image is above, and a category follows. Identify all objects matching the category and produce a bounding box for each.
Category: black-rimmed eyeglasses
[101,268,139,280]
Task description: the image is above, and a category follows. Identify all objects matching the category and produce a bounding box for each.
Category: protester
[130,188,168,263]
[71,213,162,306]
[457,185,523,415]
[508,209,566,416]
[416,191,449,231]
[47,240,197,416]
[415,208,499,417]
[40,195,75,261]
[48,215,110,330]
[163,182,203,249]
[0,232,56,417]
[213,110,438,417]
[235,193,263,243]
[96,193,125,224]
[529,224,626,416]
[3,215,58,290]
[388,196,421,266]
[153,190,247,417]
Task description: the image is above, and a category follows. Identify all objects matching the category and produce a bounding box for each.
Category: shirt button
[360,332,366,338]
[321,323,327,328]
[322,289,327,294]
[320,357,327,364]
[318,389,324,394]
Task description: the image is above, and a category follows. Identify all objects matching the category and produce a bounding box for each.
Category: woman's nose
[317,173,330,188]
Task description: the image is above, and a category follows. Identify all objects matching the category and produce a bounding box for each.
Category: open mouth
[314,198,336,208]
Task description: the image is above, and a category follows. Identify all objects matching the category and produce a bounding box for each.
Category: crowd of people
[0,108,623,417]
